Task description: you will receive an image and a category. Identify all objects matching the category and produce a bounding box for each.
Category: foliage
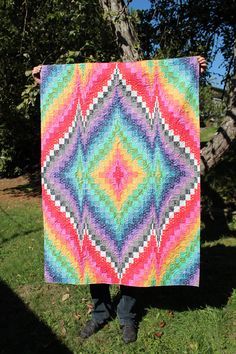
[200,126,218,143]
[199,85,227,126]
[138,0,235,76]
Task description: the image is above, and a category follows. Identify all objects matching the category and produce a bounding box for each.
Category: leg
[80,284,113,339]
[90,284,113,324]
[117,285,138,343]
[117,285,137,325]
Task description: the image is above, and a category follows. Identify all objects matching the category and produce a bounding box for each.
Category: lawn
[200,127,218,143]
[0,177,235,354]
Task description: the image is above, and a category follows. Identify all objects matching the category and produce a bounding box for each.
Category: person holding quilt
[33,55,207,344]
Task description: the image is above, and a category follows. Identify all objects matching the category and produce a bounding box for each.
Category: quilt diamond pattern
[41,57,200,286]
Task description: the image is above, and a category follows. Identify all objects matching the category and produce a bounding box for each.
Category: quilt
[40,57,200,287]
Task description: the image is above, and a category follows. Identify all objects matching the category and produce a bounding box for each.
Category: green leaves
[17,83,39,116]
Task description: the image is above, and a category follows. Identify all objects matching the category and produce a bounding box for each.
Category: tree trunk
[99,0,236,175]
[98,0,140,61]
[200,40,236,175]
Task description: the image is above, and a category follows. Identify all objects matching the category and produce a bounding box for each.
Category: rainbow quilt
[41,57,200,287]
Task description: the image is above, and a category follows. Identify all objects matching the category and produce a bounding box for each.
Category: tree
[98,0,141,61]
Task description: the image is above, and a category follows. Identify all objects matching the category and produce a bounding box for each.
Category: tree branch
[201,73,236,175]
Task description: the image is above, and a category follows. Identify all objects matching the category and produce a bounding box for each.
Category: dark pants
[90,284,137,325]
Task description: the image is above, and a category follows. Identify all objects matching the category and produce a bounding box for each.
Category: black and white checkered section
[119,223,155,279]
[82,65,155,126]
[157,110,200,248]
[86,221,155,280]
[82,67,118,125]
[85,223,120,275]
[41,112,83,237]
[117,67,156,124]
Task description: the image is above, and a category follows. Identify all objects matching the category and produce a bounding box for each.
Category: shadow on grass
[0,227,43,245]
[1,170,41,198]
[0,280,72,354]
[201,179,236,242]
[201,140,236,243]
[112,244,236,325]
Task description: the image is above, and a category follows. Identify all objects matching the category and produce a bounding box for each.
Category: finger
[34,77,41,85]
[33,67,41,74]
[197,58,206,64]
[197,56,206,62]
[32,71,40,77]
[32,65,42,74]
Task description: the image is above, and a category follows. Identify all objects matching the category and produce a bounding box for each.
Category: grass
[200,127,218,143]
[0,181,236,354]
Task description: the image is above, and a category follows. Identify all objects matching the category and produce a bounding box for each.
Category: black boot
[79,319,106,339]
[120,322,137,344]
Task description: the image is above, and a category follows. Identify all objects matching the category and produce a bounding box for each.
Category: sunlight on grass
[0,200,43,285]
[202,237,236,248]
[200,127,218,143]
